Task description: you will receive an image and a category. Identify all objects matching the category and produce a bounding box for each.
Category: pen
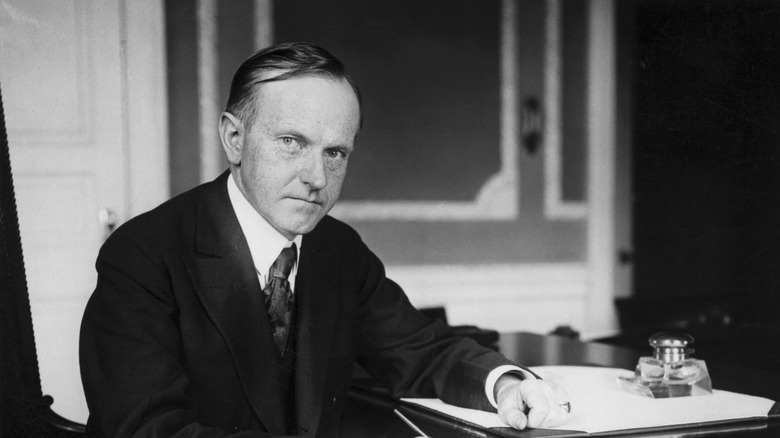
[393,409,430,438]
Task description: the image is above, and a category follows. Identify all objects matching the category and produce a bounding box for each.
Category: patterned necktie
[263,243,297,355]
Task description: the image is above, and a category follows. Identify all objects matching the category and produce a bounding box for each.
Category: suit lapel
[182,173,287,434]
[294,243,340,434]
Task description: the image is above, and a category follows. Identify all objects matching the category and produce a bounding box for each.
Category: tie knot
[269,243,297,280]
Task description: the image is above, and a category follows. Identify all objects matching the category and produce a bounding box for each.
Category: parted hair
[225,42,362,128]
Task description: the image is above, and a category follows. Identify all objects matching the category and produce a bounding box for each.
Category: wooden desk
[342,332,780,437]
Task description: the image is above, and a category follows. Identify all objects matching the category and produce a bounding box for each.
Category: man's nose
[299,151,327,190]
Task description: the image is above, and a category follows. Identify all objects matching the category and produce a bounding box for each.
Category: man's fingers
[496,377,572,430]
[497,393,528,430]
[534,401,570,428]
[520,379,571,428]
[545,382,572,427]
[498,404,528,430]
[521,383,552,428]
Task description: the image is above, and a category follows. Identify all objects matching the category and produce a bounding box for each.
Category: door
[0,0,168,423]
[633,0,780,324]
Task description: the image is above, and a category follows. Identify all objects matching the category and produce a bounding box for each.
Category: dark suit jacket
[80,172,517,437]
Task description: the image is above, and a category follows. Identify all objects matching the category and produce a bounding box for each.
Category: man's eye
[280,137,298,146]
[325,149,347,159]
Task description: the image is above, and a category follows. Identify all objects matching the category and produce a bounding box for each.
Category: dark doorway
[610,0,780,371]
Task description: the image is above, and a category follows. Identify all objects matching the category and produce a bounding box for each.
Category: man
[80,42,570,437]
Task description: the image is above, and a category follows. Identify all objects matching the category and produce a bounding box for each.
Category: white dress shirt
[227,174,301,291]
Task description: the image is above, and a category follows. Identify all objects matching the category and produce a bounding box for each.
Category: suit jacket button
[330,394,337,405]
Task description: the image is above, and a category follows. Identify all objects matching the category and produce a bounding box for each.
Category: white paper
[402,365,776,434]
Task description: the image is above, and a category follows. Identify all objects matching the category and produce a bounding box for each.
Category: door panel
[2,0,125,423]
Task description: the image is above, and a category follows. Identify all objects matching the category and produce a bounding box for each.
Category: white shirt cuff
[485,365,538,408]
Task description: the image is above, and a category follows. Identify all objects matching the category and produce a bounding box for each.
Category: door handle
[521,96,543,155]
[98,208,118,241]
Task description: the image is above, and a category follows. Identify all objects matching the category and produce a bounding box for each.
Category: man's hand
[494,374,571,430]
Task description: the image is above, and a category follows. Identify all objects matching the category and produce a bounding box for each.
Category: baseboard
[385,263,588,333]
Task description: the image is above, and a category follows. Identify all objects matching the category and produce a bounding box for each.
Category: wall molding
[124,0,169,215]
[254,0,273,49]
[330,0,519,222]
[585,0,619,339]
[386,263,588,334]
[196,0,222,183]
[3,0,92,147]
[544,0,588,220]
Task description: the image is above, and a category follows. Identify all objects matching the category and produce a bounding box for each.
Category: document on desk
[402,365,776,436]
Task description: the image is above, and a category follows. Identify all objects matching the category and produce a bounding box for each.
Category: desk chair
[0,84,86,436]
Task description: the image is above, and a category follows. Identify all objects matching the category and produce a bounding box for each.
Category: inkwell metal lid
[649,332,694,364]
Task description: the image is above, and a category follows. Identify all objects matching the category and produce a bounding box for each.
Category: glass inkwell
[618,332,713,398]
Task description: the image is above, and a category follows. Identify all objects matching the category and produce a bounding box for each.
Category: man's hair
[225,42,362,128]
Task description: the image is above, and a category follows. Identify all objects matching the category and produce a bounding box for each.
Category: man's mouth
[289,196,323,206]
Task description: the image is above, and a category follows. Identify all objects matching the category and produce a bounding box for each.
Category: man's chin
[275,214,326,237]
[272,201,332,235]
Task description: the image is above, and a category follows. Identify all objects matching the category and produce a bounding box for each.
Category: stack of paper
[403,366,776,435]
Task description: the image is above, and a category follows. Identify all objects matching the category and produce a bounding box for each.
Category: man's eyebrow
[274,127,311,142]
[325,144,353,155]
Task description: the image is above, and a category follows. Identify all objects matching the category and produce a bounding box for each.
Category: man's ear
[219,112,244,165]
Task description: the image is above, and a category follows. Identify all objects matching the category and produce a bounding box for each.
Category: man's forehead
[251,71,355,106]
[252,74,360,137]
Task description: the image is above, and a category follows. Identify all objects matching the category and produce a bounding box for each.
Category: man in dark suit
[80,42,570,437]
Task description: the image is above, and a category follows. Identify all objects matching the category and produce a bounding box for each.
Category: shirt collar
[227,173,302,281]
